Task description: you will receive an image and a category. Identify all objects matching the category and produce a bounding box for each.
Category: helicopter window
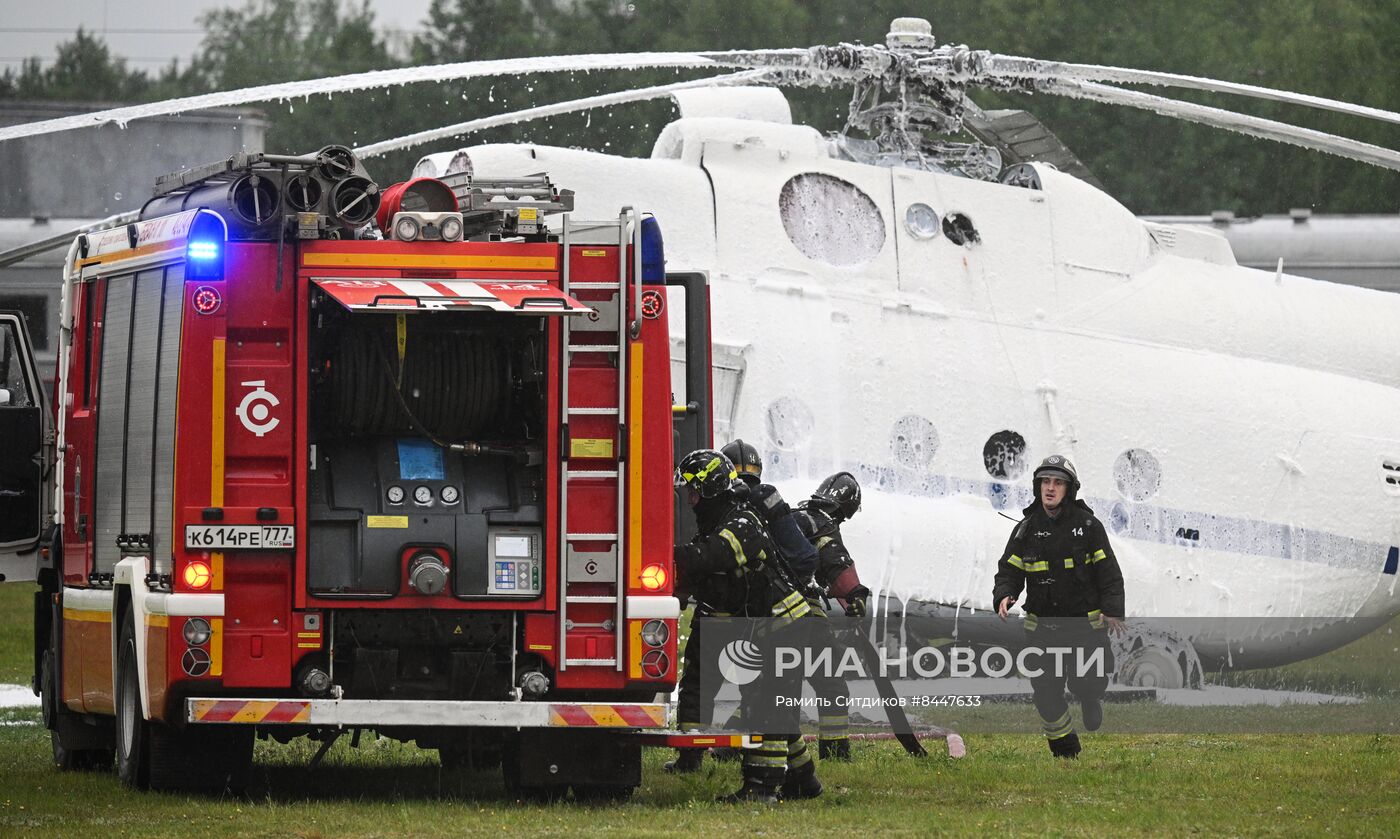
[765,396,815,451]
[983,430,1027,479]
[890,414,939,468]
[778,173,885,266]
[942,213,980,246]
[904,204,940,240]
[1114,448,1163,501]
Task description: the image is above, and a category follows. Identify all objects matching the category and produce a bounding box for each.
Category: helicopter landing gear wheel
[1112,621,1203,690]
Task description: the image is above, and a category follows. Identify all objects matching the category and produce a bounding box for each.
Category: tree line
[3,0,1398,215]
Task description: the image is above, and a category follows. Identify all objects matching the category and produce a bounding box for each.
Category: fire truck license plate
[185,525,296,550]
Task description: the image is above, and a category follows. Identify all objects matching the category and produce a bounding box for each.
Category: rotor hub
[886,17,935,50]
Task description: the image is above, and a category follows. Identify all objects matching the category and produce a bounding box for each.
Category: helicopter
[406,18,1400,687]
[5,17,1400,688]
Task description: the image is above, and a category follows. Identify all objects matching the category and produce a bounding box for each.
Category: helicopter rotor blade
[1033,79,1400,172]
[974,53,1400,127]
[355,69,776,158]
[0,51,788,144]
[0,211,140,268]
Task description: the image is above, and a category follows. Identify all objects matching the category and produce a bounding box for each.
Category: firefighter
[796,471,872,761]
[667,442,815,778]
[672,448,821,803]
[717,443,854,770]
[993,455,1126,758]
[720,439,818,579]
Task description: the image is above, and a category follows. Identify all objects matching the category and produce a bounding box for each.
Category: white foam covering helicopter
[6,16,1400,687]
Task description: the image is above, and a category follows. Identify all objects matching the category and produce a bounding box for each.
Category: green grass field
[0,581,33,686]
[2,581,1398,836]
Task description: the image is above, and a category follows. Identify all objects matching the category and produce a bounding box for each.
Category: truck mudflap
[187,698,668,728]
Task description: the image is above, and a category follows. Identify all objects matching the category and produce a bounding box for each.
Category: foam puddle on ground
[0,684,39,708]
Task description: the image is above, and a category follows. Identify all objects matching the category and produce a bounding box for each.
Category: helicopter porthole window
[891,414,939,468]
[982,430,1027,480]
[942,212,980,246]
[904,204,940,240]
[779,173,886,266]
[765,396,815,451]
[1114,448,1162,502]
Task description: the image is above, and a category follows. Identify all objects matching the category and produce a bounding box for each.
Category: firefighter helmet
[810,472,861,521]
[675,449,738,499]
[1033,454,1080,492]
[721,438,763,480]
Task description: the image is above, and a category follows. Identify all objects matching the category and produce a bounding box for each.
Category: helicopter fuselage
[431,110,1400,671]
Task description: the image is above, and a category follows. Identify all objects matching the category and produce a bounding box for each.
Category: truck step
[566,532,619,541]
[567,470,619,479]
[565,595,618,604]
[564,658,618,666]
[567,407,619,415]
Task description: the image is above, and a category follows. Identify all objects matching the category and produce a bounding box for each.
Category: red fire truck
[0,146,725,797]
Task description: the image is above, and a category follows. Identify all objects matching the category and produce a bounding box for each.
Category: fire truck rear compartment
[306,292,546,600]
[326,610,517,701]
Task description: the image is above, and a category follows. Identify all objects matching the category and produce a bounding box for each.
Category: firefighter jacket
[675,494,810,625]
[798,508,864,601]
[739,479,819,580]
[993,499,1126,623]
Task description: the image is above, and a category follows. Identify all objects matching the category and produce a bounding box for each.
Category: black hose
[325,321,510,441]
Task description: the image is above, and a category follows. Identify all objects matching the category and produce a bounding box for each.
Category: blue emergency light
[184,211,228,281]
[640,215,666,282]
[187,240,220,260]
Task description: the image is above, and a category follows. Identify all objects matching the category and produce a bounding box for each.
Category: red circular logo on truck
[193,286,222,315]
[641,290,663,320]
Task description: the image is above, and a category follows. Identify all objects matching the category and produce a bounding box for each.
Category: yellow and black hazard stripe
[191,699,311,724]
[547,704,667,728]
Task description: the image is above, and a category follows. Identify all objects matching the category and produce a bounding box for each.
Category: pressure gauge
[441,486,460,504]
[414,485,433,505]
[386,485,405,505]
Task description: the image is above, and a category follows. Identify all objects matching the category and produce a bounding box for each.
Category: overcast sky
[1,0,436,72]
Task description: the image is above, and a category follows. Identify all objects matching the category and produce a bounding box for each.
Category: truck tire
[116,615,254,793]
[115,619,151,789]
[41,644,114,771]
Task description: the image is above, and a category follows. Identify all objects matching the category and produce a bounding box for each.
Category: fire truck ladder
[557,208,643,672]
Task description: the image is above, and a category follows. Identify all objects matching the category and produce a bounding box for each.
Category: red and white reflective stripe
[312,277,590,314]
[187,697,668,728]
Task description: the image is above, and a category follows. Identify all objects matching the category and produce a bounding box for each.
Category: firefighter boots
[818,738,851,762]
[1081,698,1104,732]
[665,748,705,773]
[717,780,780,804]
[1048,730,1082,759]
[779,760,824,800]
